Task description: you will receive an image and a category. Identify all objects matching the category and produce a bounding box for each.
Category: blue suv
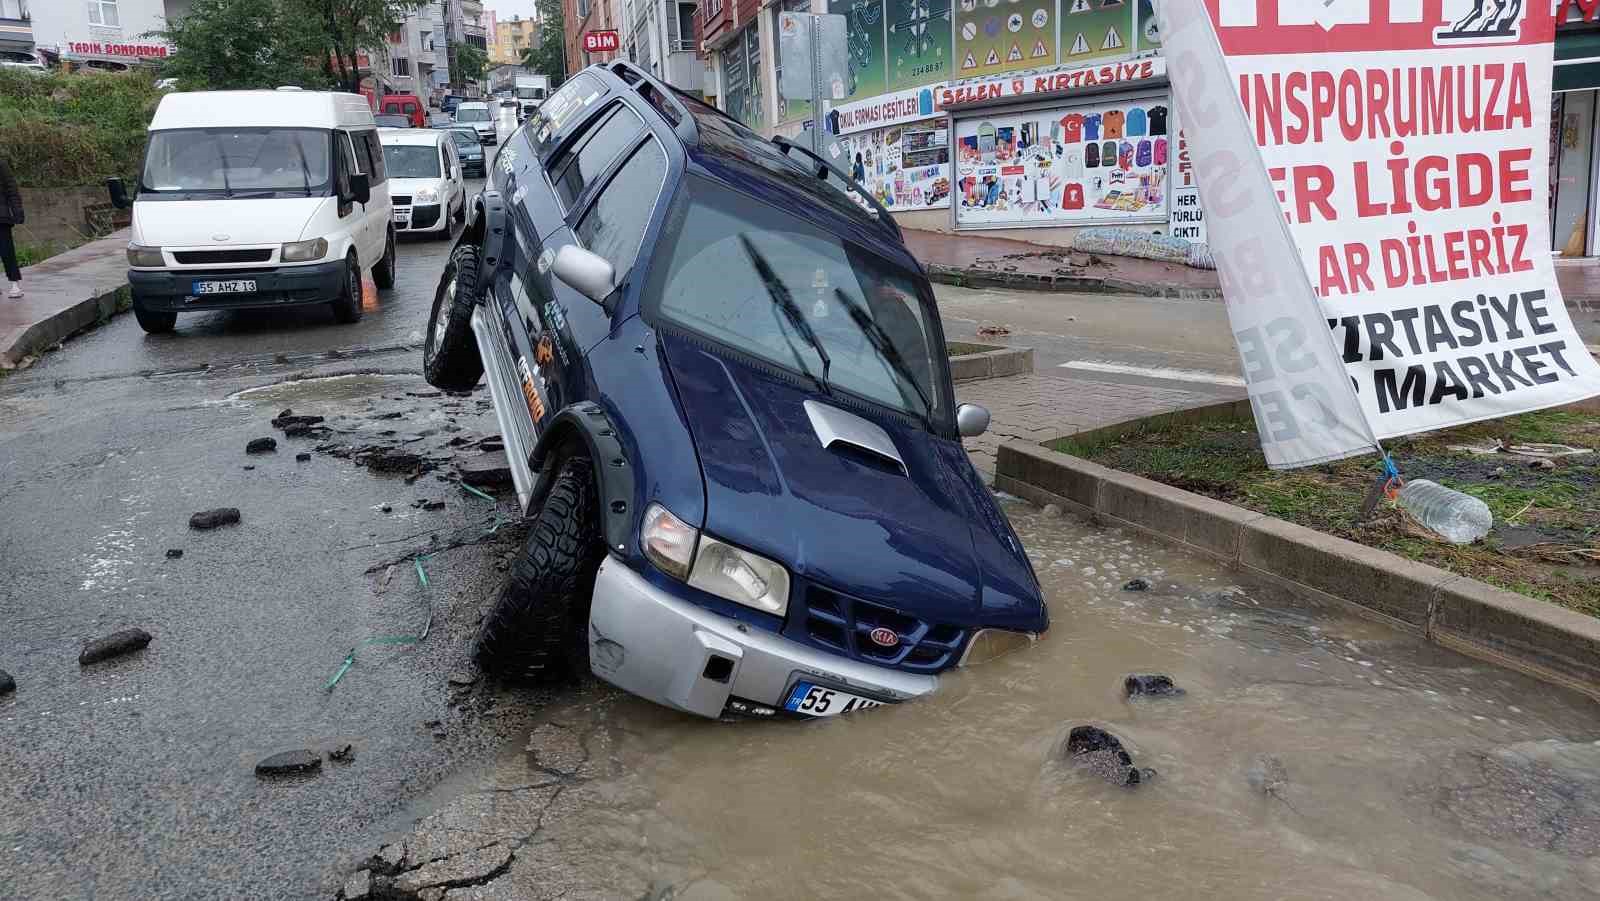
[422,62,1047,719]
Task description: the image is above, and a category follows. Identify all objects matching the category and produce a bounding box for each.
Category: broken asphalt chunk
[254,749,321,777]
[361,448,426,473]
[296,452,311,462]
[165,548,183,559]
[1123,577,1151,591]
[271,412,325,430]
[1065,725,1151,787]
[0,669,14,696]
[392,843,512,894]
[245,437,277,454]
[457,451,512,487]
[1125,674,1184,698]
[329,743,355,762]
[189,507,241,530]
[79,628,153,665]
[342,869,371,900]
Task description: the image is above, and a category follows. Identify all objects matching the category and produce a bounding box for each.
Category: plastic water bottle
[1396,479,1493,545]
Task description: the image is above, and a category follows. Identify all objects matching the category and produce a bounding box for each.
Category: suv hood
[661,333,1043,631]
[132,197,329,246]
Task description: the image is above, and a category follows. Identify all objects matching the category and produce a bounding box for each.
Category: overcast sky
[485,1,541,22]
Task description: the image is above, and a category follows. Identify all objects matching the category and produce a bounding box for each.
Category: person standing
[0,158,23,298]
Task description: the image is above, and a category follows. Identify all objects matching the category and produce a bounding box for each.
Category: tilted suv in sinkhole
[421,61,1047,719]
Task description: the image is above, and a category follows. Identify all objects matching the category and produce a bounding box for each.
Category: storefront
[1553,17,1600,257]
[937,56,1188,242]
[827,84,953,213]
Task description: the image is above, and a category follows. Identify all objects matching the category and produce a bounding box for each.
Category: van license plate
[192,280,256,295]
[393,209,410,224]
[783,681,884,717]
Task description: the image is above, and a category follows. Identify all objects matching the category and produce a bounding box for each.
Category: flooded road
[375,501,1600,901]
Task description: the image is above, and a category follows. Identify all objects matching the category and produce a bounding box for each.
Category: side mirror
[956,403,990,438]
[550,244,616,306]
[350,172,371,205]
[106,176,130,210]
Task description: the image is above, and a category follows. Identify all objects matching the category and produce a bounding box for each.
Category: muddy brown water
[381,501,1600,901]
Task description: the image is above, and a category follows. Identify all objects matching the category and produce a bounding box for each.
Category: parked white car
[379,129,467,239]
[452,101,497,145]
[110,88,397,334]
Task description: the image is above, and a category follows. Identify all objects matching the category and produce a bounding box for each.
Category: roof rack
[770,135,903,243]
[607,60,689,128]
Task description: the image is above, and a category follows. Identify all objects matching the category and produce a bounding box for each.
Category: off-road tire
[422,242,485,390]
[373,226,396,289]
[475,457,604,682]
[330,252,363,324]
[133,301,176,334]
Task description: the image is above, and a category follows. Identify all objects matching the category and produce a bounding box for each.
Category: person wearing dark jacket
[0,158,23,298]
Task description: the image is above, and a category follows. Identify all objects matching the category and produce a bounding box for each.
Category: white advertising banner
[1165,0,1600,451]
[1155,1,1379,467]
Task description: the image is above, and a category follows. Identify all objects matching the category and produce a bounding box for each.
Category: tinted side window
[355,130,386,185]
[533,73,606,162]
[552,103,645,210]
[575,139,667,276]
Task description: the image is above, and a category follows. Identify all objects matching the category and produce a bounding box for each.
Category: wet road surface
[367,504,1600,901]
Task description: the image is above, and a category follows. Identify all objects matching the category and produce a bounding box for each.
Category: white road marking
[1058,360,1247,387]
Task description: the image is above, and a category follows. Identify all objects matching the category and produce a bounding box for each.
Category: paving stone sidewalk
[956,373,1234,480]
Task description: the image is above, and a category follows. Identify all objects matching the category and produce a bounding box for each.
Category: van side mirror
[349,172,371,205]
[550,245,615,307]
[956,403,990,438]
[106,177,130,210]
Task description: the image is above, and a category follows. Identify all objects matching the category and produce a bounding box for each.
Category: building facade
[494,14,540,65]
[1554,2,1600,258]
[618,0,705,93]
[379,1,450,100]
[564,0,623,75]
[0,0,33,62]
[27,0,171,70]
[696,0,1195,248]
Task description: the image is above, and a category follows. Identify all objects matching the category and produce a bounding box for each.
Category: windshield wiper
[291,136,313,197]
[215,142,233,198]
[834,289,935,429]
[738,235,832,396]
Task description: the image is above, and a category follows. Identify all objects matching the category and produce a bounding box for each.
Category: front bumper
[589,556,939,719]
[395,203,444,233]
[128,259,346,312]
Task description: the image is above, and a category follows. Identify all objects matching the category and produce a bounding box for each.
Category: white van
[452,101,497,145]
[111,88,396,334]
[378,129,468,238]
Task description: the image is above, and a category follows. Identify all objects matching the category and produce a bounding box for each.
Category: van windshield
[383,144,441,179]
[455,107,491,123]
[141,128,331,198]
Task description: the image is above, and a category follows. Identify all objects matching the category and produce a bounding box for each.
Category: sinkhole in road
[384,500,1600,900]
[223,371,425,405]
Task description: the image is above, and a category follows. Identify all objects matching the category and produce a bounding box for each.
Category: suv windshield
[141,128,330,197]
[383,144,441,179]
[455,107,490,123]
[649,178,945,425]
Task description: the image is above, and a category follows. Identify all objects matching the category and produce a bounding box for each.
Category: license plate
[393,209,410,224]
[783,681,885,717]
[191,279,256,295]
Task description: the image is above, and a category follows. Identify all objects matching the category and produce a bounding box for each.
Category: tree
[519,0,567,88]
[452,42,487,87]
[154,0,331,90]
[295,0,427,93]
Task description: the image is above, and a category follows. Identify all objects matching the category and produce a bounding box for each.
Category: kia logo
[868,627,899,648]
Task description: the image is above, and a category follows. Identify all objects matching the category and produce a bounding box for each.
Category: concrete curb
[925,262,1223,300]
[950,345,1033,382]
[996,441,1600,699]
[0,284,130,369]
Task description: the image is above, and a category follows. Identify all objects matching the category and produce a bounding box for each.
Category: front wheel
[422,242,485,390]
[133,300,176,334]
[329,253,363,324]
[373,227,396,290]
[475,457,604,682]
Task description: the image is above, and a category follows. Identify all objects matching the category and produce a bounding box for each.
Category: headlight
[640,504,791,617]
[959,629,1036,666]
[688,536,790,617]
[280,238,328,262]
[126,244,164,267]
[413,186,439,203]
[641,503,697,580]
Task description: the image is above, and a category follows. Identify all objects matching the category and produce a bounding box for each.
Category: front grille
[409,205,441,229]
[172,249,273,265]
[391,195,412,207]
[787,582,966,674]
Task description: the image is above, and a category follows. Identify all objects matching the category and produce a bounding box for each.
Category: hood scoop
[804,400,906,476]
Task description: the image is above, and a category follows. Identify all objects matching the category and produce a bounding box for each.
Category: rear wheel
[329,252,363,324]
[133,300,176,334]
[373,227,396,289]
[476,457,604,682]
[422,242,485,390]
